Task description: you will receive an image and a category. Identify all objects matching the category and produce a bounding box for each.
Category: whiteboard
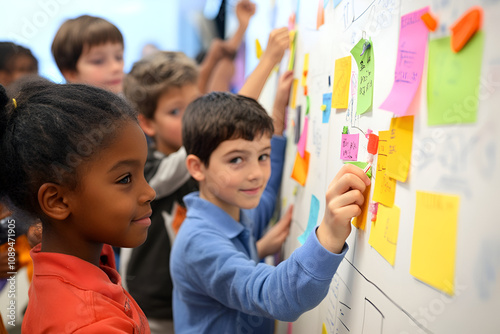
[249,0,500,333]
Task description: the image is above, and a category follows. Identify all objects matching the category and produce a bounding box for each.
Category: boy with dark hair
[51,15,124,93]
[172,91,371,334]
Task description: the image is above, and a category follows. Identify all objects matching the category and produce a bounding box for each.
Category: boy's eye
[259,154,270,161]
[230,157,243,164]
[117,174,132,184]
[115,54,123,62]
[169,109,181,116]
[90,59,104,65]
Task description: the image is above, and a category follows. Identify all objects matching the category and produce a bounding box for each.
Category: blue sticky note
[333,0,342,7]
[324,0,330,8]
[322,93,332,123]
[298,195,320,244]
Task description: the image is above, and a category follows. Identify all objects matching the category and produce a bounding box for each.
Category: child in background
[0,82,155,333]
[171,92,371,334]
[51,15,124,94]
[122,35,292,332]
[0,42,38,87]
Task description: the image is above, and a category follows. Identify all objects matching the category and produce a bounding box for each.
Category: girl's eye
[118,175,131,184]
[230,157,243,164]
[259,154,270,161]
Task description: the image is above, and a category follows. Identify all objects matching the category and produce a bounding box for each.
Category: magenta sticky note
[340,133,359,161]
[380,7,429,116]
[297,116,309,158]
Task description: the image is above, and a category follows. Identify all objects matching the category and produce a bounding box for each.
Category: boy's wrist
[316,223,346,254]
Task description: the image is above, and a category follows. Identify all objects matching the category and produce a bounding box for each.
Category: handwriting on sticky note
[380,7,429,116]
[351,38,375,115]
[386,116,414,182]
[332,56,351,109]
[368,204,400,265]
[372,131,396,207]
[340,134,359,161]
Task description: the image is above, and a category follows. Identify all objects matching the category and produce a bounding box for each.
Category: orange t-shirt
[22,244,150,333]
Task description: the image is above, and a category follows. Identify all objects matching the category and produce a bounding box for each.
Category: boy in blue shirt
[171,92,371,333]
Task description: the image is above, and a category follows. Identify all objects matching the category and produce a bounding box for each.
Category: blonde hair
[123,51,199,119]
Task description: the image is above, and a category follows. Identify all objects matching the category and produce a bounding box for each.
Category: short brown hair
[182,92,274,166]
[51,15,123,73]
[123,51,199,119]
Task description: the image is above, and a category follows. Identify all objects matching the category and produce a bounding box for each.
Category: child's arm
[238,27,289,100]
[317,164,371,253]
[271,70,293,136]
[225,0,256,52]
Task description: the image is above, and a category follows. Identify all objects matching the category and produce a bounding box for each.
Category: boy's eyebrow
[224,145,272,156]
[107,159,141,173]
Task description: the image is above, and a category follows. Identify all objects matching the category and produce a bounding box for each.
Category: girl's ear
[37,183,70,221]
[138,114,157,138]
[186,154,205,182]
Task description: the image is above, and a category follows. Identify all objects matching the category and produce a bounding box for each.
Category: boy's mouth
[241,187,261,195]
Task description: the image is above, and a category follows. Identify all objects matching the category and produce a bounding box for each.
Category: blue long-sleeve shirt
[170,136,348,334]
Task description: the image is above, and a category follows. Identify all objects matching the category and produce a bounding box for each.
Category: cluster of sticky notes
[410,191,460,295]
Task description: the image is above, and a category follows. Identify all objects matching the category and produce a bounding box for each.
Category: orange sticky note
[386,116,414,182]
[317,0,325,30]
[291,151,310,186]
[332,56,351,109]
[421,12,438,32]
[301,53,309,86]
[450,6,483,53]
[352,183,371,230]
[372,131,396,207]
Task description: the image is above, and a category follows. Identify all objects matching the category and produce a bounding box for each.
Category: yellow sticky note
[301,53,309,86]
[352,183,371,230]
[386,116,414,182]
[322,323,328,334]
[291,79,298,109]
[368,204,400,266]
[410,191,460,296]
[255,39,263,59]
[291,151,310,186]
[372,131,396,207]
[288,30,297,71]
[332,56,351,109]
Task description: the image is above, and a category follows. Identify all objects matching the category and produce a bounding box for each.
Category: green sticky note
[350,38,374,115]
[306,95,310,115]
[344,161,372,178]
[427,31,484,125]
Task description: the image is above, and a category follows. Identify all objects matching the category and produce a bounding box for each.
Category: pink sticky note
[380,7,429,116]
[340,133,359,161]
[297,117,309,158]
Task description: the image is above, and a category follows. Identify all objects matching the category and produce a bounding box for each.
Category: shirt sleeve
[146,146,191,199]
[182,227,347,322]
[249,135,286,240]
[73,318,137,333]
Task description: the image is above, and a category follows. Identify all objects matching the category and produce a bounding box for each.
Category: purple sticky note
[340,133,359,161]
[380,7,429,116]
[297,116,309,158]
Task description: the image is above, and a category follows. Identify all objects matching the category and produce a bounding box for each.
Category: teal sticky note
[322,93,332,123]
[298,195,320,244]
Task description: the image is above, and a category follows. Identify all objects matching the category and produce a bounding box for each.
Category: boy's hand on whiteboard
[262,27,290,66]
[272,70,294,135]
[256,205,293,259]
[317,164,371,254]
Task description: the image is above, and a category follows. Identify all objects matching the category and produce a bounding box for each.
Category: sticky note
[386,116,414,182]
[427,32,484,125]
[450,6,483,53]
[301,53,309,86]
[369,204,400,266]
[367,133,379,155]
[291,78,298,109]
[340,133,359,161]
[322,323,328,334]
[291,151,310,186]
[332,56,351,109]
[410,191,460,295]
[352,183,371,230]
[334,0,342,8]
[380,7,429,116]
[351,38,375,115]
[344,161,372,179]
[421,12,438,32]
[298,195,320,244]
[306,95,310,115]
[322,92,332,123]
[294,106,301,145]
[317,0,325,29]
[372,131,396,207]
[297,117,308,158]
[255,39,263,59]
[288,30,297,71]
